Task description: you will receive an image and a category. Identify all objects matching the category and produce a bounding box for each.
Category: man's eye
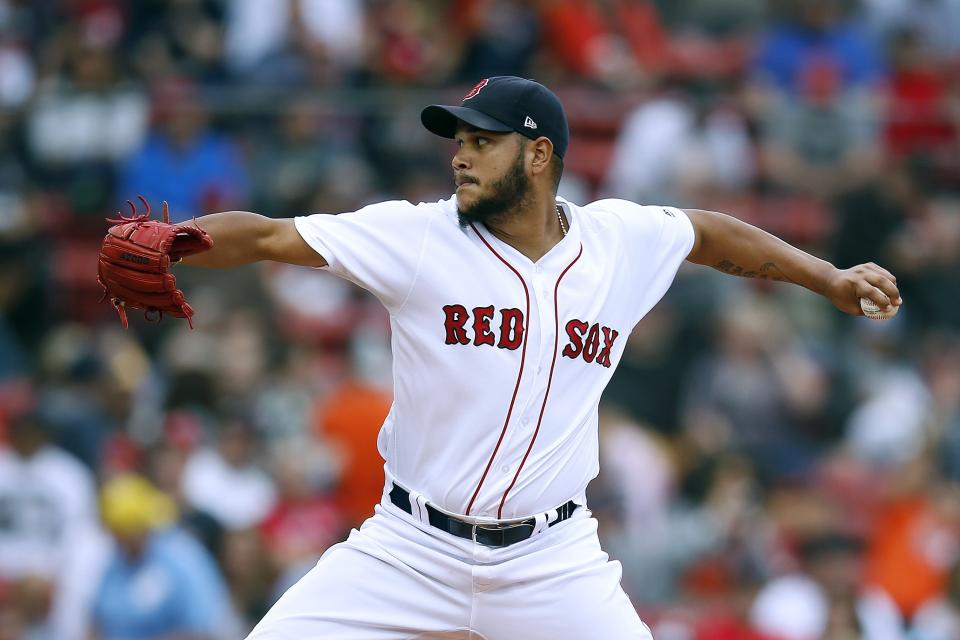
[477,138,488,146]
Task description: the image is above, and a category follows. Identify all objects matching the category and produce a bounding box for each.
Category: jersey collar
[465,197,581,272]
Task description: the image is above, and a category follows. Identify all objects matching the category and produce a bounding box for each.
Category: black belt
[389,483,578,548]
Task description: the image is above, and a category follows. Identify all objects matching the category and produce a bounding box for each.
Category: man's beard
[456,150,532,228]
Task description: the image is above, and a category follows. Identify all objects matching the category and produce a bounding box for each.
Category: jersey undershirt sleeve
[598,199,696,322]
[294,200,435,311]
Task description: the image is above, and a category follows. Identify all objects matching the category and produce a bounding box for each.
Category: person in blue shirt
[90,474,239,640]
[751,0,885,98]
[118,78,249,224]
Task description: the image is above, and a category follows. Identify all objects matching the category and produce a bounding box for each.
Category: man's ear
[528,136,554,176]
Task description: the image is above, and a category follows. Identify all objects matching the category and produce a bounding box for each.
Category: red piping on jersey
[465,223,530,516]
[497,243,583,518]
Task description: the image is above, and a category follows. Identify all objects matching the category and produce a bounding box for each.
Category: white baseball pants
[246,498,652,639]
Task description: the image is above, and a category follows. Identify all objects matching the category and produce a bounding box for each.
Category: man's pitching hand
[823,263,901,316]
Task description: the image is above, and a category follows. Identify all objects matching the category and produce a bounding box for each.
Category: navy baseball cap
[421,76,570,159]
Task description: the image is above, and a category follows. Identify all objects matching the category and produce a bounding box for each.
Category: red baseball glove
[98,196,213,328]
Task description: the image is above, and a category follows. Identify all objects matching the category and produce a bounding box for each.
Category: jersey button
[501,464,510,473]
[534,265,542,274]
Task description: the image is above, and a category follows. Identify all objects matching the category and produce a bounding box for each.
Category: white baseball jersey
[295,196,693,520]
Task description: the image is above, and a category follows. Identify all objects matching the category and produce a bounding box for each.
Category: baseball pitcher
[97,76,901,639]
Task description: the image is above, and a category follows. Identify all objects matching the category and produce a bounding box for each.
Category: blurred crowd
[0,0,958,639]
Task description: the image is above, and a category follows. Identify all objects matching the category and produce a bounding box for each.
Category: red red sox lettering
[442,305,619,367]
[443,304,524,349]
[561,320,619,368]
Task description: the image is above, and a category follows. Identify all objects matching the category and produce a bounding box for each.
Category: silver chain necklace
[556,205,567,237]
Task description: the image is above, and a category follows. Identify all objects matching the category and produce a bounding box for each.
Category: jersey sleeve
[294,200,435,310]
[598,199,695,320]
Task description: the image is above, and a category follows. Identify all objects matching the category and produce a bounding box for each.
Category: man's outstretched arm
[685,208,900,316]
[180,212,327,268]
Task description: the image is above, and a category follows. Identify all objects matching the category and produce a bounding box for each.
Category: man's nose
[452,150,470,171]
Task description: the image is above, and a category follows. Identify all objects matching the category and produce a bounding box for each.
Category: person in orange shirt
[313,380,392,527]
[865,480,960,618]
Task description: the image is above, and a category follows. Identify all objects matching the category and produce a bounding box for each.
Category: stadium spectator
[450,0,540,81]
[35,325,118,469]
[181,417,277,531]
[26,37,147,217]
[749,0,885,101]
[313,378,391,526]
[118,77,249,223]
[594,408,675,540]
[605,450,765,608]
[841,317,932,470]
[889,192,960,329]
[882,27,958,160]
[363,0,457,83]
[260,441,345,581]
[750,532,903,639]
[0,410,97,639]
[864,464,960,621]
[604,82,754,206]
[860,0,960,57]
[223,0,365,85]
[250,98,355,218]
[538,0,666,84]
[126,0,229,85]
[90,473,239,639]
[760,53,884,199]
[680,291,829,480]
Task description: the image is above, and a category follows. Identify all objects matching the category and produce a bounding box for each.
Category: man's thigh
[473,517,653,640]
[246,513,475,639]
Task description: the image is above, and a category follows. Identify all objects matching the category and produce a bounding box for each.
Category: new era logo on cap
[420,76,570,159]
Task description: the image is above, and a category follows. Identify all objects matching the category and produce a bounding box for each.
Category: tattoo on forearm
[713,260,795,283]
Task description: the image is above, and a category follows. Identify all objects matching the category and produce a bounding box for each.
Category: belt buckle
[471,521,503,547]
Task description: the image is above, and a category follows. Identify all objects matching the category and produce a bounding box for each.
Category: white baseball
[860,297,899,320]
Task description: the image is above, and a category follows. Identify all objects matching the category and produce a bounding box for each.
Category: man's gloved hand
[98,196,213,328]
